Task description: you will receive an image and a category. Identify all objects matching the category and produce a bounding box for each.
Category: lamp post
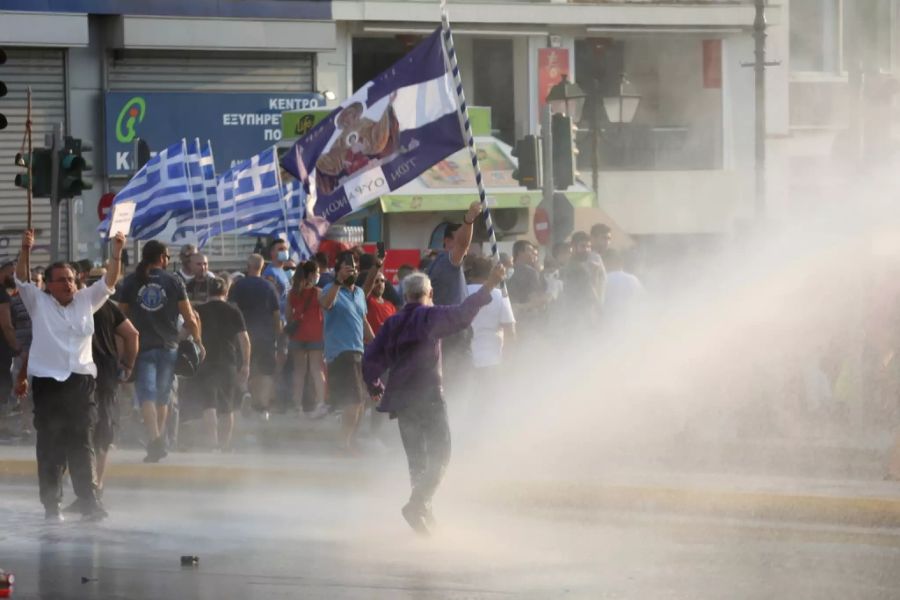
[593,73,641,195]
[546,76,587,122]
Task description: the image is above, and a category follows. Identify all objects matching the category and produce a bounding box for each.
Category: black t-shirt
[507,263,543,305]
[118,268,187,350]
[228,275,279,343]
[196,300,246,367]
[186,274,215,305]
[92,300,126,387]
[0,287,11,359]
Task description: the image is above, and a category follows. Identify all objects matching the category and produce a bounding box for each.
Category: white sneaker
[307,404,330,420]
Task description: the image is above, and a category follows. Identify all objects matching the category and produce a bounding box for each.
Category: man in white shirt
[15,228,126,522]
[466,257,515,415]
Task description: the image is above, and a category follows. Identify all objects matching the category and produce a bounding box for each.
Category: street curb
[490,481,900,528]
[4,457,900,528]
[0,458,375,490]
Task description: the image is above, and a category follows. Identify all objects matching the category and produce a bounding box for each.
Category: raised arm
[104,232,126,290]
[449,201,483,266]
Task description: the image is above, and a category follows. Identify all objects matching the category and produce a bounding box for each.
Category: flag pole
[207,139,227,257]
[184,139,199,245]
[25,87,33,232]
[440,5,506,294]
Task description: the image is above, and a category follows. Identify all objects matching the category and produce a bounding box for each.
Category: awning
[379,136,595,213]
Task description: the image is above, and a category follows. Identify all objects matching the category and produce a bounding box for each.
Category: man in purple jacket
[363,263,506,535]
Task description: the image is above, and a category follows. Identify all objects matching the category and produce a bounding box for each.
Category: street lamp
[602,73,641,124]
[546,75,587,122]
[592,73,641,194]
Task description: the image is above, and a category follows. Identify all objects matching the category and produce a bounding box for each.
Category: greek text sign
[105,91,324,176]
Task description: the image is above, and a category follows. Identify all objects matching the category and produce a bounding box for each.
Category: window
[790,0,840,73]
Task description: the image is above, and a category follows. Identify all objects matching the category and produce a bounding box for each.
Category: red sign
[702,40,722,89]
[361,246,421,284]
[533,207,551,246]
[538,48,570,111]
[97,192,115,221]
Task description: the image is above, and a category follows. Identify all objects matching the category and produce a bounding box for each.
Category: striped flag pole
[440,3,505,288]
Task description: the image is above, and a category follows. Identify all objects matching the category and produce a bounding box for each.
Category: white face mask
[276,250,289,262]
[310,275,320,286]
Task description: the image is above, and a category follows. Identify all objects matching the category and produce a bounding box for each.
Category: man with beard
[320,251,375,454]
[16,229,126,521]
[362,263,506,535]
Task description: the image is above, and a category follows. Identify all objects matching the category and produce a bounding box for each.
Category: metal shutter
[107,50,314,267]
[0,48,67,264]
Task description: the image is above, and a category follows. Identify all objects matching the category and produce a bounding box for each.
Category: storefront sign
[105,91,324,176]
[538,48,569,110]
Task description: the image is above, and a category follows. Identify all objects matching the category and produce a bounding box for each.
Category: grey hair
[247,254,265,273]
[403,272,432,302]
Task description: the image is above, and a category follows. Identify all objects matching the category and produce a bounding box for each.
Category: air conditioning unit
[474,207,529,240]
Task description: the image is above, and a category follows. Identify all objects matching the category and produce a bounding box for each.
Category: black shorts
[94,386,118,451]
[250,336,277,377]
[326,351,366,409]
[182,366,237,417]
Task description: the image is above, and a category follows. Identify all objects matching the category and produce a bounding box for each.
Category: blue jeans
[134,347,178,406]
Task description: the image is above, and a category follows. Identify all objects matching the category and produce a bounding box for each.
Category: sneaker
[44,505,64,522]
[306,404,330,420]
[401,503,431,536]
[62,498,89,514]
[82,502,108,522]
[143,437,168,463]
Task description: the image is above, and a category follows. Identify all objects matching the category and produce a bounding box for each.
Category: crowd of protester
[5,203,900,525]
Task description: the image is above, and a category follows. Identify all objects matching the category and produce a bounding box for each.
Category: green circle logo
[115,97,146,143]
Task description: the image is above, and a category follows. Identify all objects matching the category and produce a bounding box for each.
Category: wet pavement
[3,471,900,599]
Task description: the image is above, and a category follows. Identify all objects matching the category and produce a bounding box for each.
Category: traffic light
[511,134,542,190]
[0,48,7,131]
[14,148,53,197]
[58,136,93,198]
[551,113,577,190]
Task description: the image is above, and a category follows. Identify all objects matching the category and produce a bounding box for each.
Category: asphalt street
[2,473,900,600]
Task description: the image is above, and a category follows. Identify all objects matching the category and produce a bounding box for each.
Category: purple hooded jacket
[362,286,491,414]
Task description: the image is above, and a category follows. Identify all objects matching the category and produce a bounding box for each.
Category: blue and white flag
[229,146,284,232]
[281,27,464,243]
[173,139,219,244]
[99,139,193,239]
[242,179,311,261]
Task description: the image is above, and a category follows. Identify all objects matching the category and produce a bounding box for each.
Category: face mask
[285,269,295,282]
[310,275,320,286]
[506,267,515,279]
[276,250,289,262]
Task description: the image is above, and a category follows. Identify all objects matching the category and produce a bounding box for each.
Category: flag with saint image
[281,27,466,251]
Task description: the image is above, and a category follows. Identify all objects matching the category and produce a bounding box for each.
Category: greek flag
[281,27,464,248]
[243,179,311,261]
[173,139,219,244]
[98,139,193,239]
[228,146,284,232]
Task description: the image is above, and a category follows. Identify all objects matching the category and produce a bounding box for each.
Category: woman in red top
[287,261,327,418]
